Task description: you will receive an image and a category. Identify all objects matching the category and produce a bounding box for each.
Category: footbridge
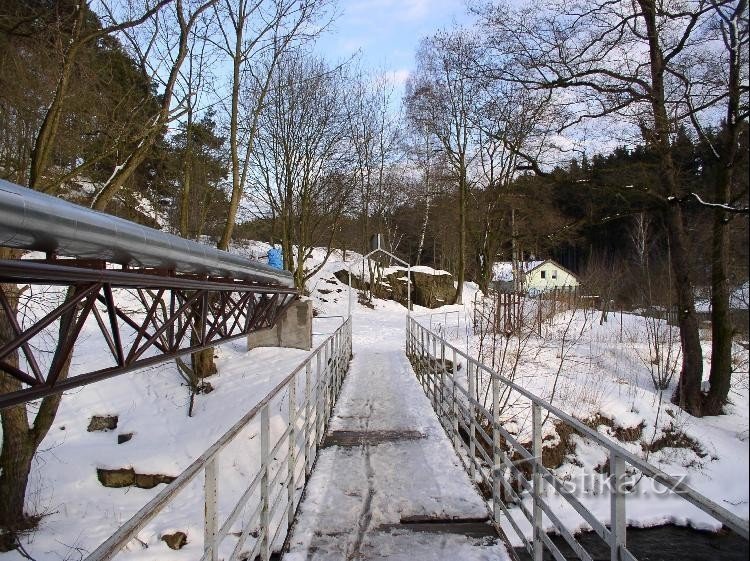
[1,180,748,560]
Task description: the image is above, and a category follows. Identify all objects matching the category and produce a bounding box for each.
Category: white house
[491,259,580,294]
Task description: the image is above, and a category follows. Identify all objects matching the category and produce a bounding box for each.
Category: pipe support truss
[0,260,298,409]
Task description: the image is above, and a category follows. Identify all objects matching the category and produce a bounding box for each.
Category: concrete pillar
[247,299,313,351]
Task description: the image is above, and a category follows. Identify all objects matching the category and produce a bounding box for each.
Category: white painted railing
[406,316,749,561]
[86,317,352,561]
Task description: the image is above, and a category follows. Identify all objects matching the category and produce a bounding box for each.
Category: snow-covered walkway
[284,308,509,560]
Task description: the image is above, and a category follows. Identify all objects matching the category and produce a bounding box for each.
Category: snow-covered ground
[416,292,750,546]
[1,243,748,559]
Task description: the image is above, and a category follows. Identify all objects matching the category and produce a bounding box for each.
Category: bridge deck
[284,309,509,560]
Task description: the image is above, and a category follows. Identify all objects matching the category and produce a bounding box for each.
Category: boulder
[87,415,118,432]
[161,531,188,550]
[117,432,133,444]
[373,268,455,309]
[97,467,175,489]
[411,271,454,308]
[97,467,135,488]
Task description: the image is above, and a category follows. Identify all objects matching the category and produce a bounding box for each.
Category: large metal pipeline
[0,179,295,287]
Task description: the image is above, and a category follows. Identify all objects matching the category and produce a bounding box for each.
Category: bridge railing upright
[406,316,749,561]
[86,317,352,561]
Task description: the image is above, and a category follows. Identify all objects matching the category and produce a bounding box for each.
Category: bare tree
[677,0,749,414]
[475,0,743,416]
[345,67,402,254]
[406,31,481,304]
[213,0,332,251]
[250,52,354,288]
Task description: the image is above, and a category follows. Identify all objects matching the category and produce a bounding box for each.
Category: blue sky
[314,0,471,89]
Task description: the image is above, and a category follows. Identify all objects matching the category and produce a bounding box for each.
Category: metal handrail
[85,317,352,561]
[405,316,749,561]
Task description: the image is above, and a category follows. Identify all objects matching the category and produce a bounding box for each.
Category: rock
[87,415,118,432]
[134,473,176,489]
[333,269,368,290]
[411,271,455,308]
[161,531,188,550]
[97,467,135,488]
[96,467,175,489]
[117,433,133,444]
[372,268,455,309]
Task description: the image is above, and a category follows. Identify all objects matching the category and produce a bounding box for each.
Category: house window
[552,270,558,279]
[541,270,546,279]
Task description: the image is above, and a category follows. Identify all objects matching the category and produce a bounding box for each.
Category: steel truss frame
[0,260,298,410]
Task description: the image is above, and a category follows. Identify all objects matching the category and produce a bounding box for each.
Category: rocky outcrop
[333,269,368,290]
[332,266,455,309]
[410,270,454,308]
[375,268,455,309]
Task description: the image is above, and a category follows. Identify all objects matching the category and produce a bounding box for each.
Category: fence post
[451,348,460,449]
[203,455,218,561]
[431,335,438,407]
[324,339,332,419]
[492,370,501,527]
[538,294,542,337]
[260,404,270,561]
[468,360,476,480]
[305,362,312,476]
[316,350,323,447]
[288,377,297,530]
[440,341,446,416]
[610,450,626,561]
[532,402,543,561]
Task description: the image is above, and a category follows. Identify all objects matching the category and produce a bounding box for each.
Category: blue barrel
[267,247,283,270]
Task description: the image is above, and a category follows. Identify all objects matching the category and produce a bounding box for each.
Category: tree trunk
[704,165,733,415]
[638,0,703,416]
[453,168,466,305]
[0,249,75,536]
[191,348,217,379]
[665,205,704,416]
[0,248,36,534]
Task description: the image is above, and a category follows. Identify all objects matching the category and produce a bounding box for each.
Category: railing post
[288,377,297,530]
[315,350,323,447]
[203,455,218,561]
[532,402,543,561]
[440,341,446,417]
[610,450,626,561]
[431,335,438,407]
[492,370,501,527]
[305,362,312,476]
[260,404,270,561]
[468,360,476,480]
[420,323,425,363]
[324,339,332,419]
[451,348,459,449]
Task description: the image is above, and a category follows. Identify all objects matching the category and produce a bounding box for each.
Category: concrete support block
[247,299,312,351]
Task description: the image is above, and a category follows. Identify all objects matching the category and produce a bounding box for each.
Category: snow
[381,265,452,276]
[284,298,507,559]
[1,242,748,559]
[430,296,750,547]
[694,282,749,312]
